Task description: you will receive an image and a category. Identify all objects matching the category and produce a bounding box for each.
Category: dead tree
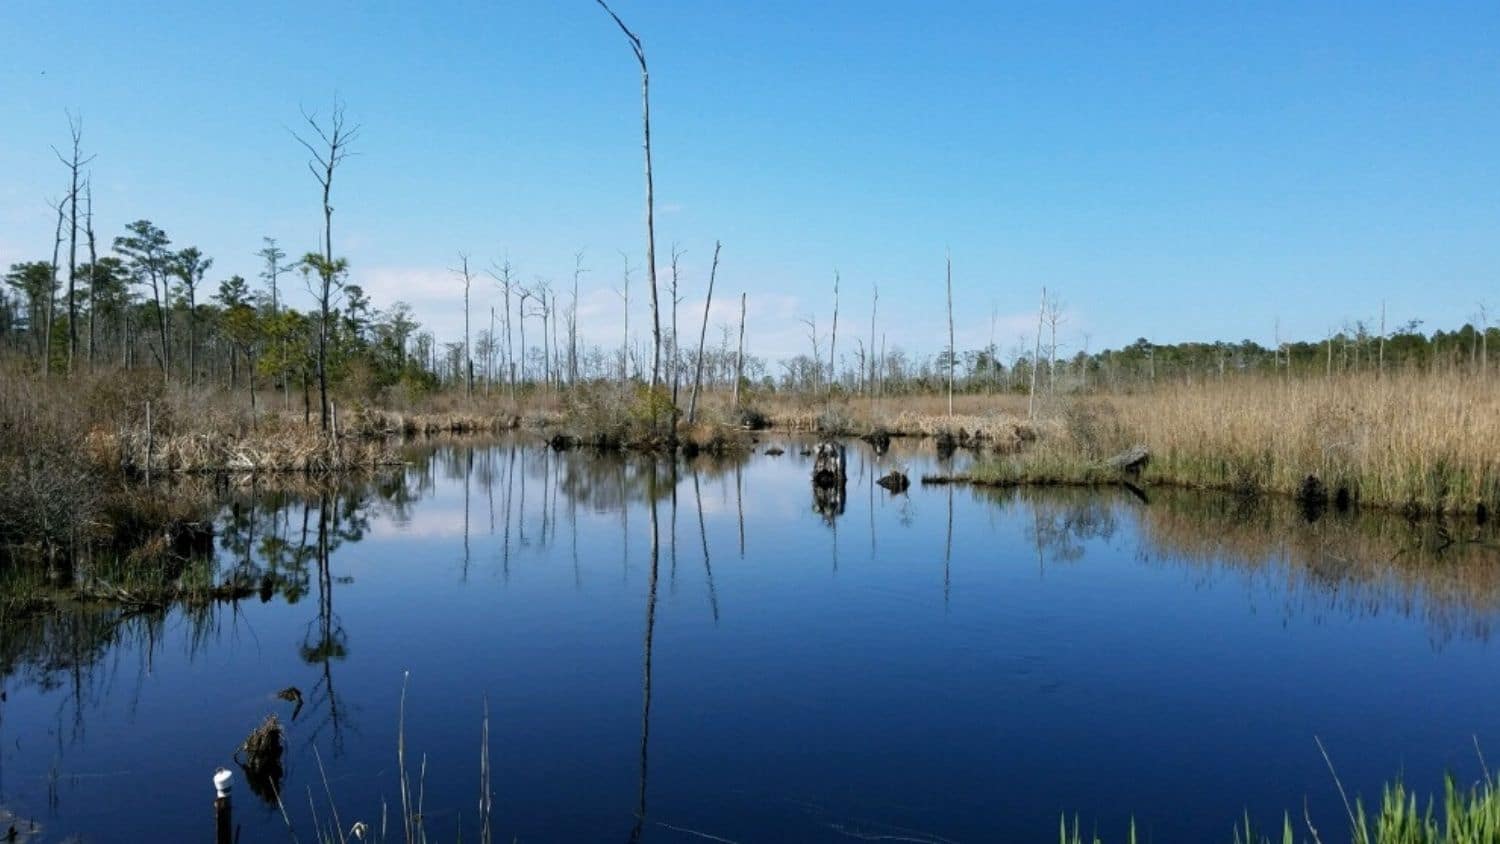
[516,284,533,385]
[1043,294,1065,394]
[615,253,632,381]
[293,99,360,430]
[801,314,821,393]
[669,244,685,408]
[570,249,588,384]
[945,249,954,416]
[531,280,553,388]
[83,178,98,369]
[45,197,66,376]
[486,258,518,398]
[596,0,661,398]
[733,292,746,409]
[869,284,879,416]
[687,240,721,424]
[829,270,839,398]
[1028,286,1045,419]
[454,253,474,397]
[53,112,93,374]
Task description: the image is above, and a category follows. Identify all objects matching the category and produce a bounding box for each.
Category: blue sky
[3,1,1497,361]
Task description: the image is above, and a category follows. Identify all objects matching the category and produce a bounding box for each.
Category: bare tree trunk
[84,179,97,370]
[597,0,661,406]
[1028,287,1045,420]
[456,253,473,398]
[669,245,683,413]
[45,198,65,376]
[571,249,586,385]
[945,250,954,416]
[829,270,839,399]
[869,284,878,415]
[617,254,631,382]
[518,288,531,386]
[687,241,721,425]
[733,292,746,410]
[52,115,92,375]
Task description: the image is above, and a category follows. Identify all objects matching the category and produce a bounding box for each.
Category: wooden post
[213,767,233,844]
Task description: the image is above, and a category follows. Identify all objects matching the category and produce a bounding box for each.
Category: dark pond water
[2,437,1499,842]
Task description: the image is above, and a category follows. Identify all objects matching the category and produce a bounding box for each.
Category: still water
[2,437,1498,842]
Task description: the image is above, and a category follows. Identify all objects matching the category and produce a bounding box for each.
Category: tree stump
[812,441,847,487]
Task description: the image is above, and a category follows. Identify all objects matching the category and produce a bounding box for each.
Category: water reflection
[6,441,1497,704]
[3,438,1500,842]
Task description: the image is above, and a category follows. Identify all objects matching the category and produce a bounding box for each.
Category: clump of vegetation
[1061,773,1500,844]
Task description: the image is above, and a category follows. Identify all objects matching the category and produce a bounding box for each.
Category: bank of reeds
[937,372,1498,516]
[84,424,400,474]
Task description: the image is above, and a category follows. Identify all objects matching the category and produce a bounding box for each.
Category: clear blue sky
[3,1,1497,361]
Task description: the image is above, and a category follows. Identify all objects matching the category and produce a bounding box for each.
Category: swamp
[2,436,1497,841]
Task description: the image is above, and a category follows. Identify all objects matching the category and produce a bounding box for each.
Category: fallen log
[1102,444,1150,476]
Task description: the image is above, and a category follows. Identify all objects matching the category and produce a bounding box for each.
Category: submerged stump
[235,714,286,806]
[876,470,910,492]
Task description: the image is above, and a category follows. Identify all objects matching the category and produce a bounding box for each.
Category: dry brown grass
[1114,371,1500,513]
[939,372,1499,514]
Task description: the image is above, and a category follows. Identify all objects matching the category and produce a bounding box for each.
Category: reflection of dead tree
[462,444,473,581]
[300,493,349,753]
[628,463,663,843]
[669,463,679,593]
[735,461,745,558]
[693,469,720,623]
[945,483,953,608]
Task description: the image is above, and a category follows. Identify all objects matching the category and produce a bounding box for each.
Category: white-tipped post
[214,767,234,843]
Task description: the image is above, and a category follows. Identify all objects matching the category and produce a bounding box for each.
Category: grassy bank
[917,372,1498,516]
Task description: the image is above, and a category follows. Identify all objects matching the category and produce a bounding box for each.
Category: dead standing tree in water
[596,0,663,418]
[293,100,360,431]
[687,240,722,425]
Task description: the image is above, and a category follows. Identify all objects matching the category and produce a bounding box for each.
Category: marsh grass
[1061,775,1500,843]
[937,372,1499,515]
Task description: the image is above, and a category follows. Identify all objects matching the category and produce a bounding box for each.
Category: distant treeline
[5,238,1494,402]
